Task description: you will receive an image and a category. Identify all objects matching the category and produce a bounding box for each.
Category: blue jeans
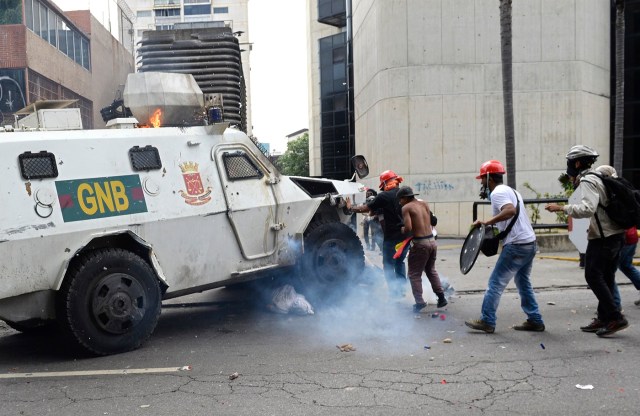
[612,243,640,308]
[382,237,408,297]
[480,242,543,327]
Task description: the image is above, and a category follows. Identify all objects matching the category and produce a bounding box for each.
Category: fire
[149,108,162,128]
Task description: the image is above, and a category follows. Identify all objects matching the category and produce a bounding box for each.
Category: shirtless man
[397,186,447,312]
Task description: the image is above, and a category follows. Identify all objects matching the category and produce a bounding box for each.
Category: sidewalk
[362,237,631,295]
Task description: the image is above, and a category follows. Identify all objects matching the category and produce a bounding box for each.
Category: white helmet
[566,145,599,160]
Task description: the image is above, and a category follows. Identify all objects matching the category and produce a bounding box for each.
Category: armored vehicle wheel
[57,248,161,356]
[302,221,364,291]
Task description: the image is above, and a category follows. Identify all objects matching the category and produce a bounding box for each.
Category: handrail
[473,197,569,230]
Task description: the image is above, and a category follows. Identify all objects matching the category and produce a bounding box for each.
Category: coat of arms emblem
[179,162,212,205]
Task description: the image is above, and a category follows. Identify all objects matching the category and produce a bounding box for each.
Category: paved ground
[1,238,639,415]
[364,237,638,298]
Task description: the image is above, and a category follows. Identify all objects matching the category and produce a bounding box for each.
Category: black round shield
[459,225,485,275]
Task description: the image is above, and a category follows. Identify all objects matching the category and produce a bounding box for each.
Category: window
[129,146,162,171]
[25,0,33,30]
[184,5,211,15]
[155,8,180,17]
[19,151,58,180]
[39,4,48,42]
[48,12,57,47]
[73,32,82,66]
[222,151,263,181]
[57,19,67,55]
[213,7,228,14]
[137,10,152,18]
[23,1,90,71]
[81,37,90,70]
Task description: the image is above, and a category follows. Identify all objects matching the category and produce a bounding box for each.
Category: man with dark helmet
[347,170,409,298]
[465,160,544,334]
[546,145,628,337]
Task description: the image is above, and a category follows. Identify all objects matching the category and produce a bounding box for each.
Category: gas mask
[479,184,491,201]
[479,175,491,200]
[566,159,580,179]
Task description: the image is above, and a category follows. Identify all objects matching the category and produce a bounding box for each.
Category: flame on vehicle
[149,109,162,128]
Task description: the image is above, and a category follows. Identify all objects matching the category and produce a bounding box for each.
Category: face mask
[479,184,490,200]
[566,160,580,178]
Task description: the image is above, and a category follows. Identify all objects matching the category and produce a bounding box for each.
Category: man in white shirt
[465,160,544,334]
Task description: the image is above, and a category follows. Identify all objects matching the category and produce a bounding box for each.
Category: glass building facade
[616,0,640,186]
[317,1,354,180]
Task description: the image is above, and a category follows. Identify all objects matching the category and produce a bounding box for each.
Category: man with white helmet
[347,170,409,298]
[546,145,628,337]
[465,160,544,334]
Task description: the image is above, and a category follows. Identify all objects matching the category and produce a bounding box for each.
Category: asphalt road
[1,239,639,415]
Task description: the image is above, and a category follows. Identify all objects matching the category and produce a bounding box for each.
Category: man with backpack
[545,145,628,337]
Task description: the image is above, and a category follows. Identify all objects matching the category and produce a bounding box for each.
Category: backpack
[585,172,640,229]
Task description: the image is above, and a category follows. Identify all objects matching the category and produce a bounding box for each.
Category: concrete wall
[350,0,612,236]
[87,14,135,128]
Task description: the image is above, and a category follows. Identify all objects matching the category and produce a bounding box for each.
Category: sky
[247,0,309,154]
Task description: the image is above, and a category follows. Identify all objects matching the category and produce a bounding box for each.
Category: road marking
[0,366,192,379]
[537,255,578,262]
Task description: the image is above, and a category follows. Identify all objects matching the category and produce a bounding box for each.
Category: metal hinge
[270,223,285,231]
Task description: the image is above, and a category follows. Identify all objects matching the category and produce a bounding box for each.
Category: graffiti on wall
[0,69,27,125]
[413,179,455,193]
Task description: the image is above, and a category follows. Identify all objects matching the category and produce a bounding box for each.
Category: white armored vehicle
[0,72,367,355]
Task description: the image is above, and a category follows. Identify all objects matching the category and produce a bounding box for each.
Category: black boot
[437,293,448,308]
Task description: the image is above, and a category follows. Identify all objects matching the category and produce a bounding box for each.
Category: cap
[396,186,419,199]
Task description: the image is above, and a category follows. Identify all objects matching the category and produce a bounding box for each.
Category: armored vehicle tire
[57,248,162,356]
[302,221,364,292]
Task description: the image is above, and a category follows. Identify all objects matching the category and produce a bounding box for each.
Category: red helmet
[476,160,505,179]
[379,170,399,189]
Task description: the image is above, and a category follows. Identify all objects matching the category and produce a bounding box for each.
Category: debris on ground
[540,343,546,350]
[440,276,456,300]
[431,312,439,318]
[424,345,431,349]
[229,372,240,380]
[576,384,594,390]
[443,338,452,343]
[439,314,446,321]
[337,343,356,352]
[547,301,556,305]
[267,284,314,315]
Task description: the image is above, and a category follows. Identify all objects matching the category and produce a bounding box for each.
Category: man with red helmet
[465,160,545,334]
[347,170,409,298]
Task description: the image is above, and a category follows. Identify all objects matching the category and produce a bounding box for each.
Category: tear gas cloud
[258,250,455,356]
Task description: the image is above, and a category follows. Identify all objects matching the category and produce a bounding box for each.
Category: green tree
[277,132,309,176]
[0,0,22,24]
